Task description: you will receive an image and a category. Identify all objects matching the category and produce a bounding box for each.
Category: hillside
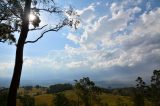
[13,87,152,106]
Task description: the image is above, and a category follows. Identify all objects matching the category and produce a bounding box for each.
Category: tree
[74,77,101,106]
[23,86,33,91]
[19,95,35,106]
[0,0,79,106]
[54,93,70,106]
[47,83,73,93]
[0,90,8,106]
[133,77,146,106]
[150,70,160,106]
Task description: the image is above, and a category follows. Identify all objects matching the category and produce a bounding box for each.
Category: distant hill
[0,77,134,89]
[0,78,10,87]
[95,81,134,88]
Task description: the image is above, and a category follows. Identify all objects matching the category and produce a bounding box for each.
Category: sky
[0,0,160,87]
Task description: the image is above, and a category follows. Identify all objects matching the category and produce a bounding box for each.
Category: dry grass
[35,94,53,106]
[16,88,152,106]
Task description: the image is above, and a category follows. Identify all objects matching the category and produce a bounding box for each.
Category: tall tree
[133,77,146,106]
[74,77,101,106]
[54,93,70,106]
[0,0,79,106]
[150,70,160,106]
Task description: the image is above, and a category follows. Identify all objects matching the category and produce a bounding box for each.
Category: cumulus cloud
[77,3,96,24]
[22,1,160,75]
[67,33,80,44]
[1,0,160,84]
[64,1,160,78]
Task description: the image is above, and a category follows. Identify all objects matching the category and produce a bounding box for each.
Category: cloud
[122,0,142,6]
[67,33,80,44]
[64,1,160,80]
[0,62,14,78]
[66,61,89,69]
[75,2,142,50]
[0,1,160,84]
[77,3,96,24]
[44,1,160,74]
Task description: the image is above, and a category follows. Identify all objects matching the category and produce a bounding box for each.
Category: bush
[0,91,8,106]
[54,93,70,106]
[19,95,35,106]
[47,83,73,93]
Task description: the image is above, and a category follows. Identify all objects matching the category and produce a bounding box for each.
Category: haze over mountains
[0,77,138,88]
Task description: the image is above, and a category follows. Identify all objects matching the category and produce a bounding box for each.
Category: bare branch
[25,24,65,44]
[25,6,80,44]
[29,24,48,31]
[31,7,63,13]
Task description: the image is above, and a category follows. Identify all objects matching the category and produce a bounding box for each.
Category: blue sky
[0,0,160,87]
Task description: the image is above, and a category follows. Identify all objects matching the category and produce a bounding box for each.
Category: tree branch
[25,24,65,44]
[0,1,21,19]
[31,7,63,13]
[0,39,6,43]
[29,24,48,31]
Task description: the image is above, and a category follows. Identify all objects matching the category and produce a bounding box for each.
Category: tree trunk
[7,0,31,106]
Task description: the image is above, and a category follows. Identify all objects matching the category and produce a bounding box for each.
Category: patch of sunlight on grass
[35,94,53,106]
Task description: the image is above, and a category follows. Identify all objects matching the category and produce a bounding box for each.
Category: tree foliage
[150,70,160,106]
[54,93,70,106]
[0,0,80,44]
[74,77,101,106]
[0,90,8,106]
[133,77,146,106]
[133,69,160,106]
[47,83,73,93]
[0,0,23,44]
[19,95,35,106]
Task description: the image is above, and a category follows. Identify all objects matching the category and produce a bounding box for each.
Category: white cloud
[64,1,160,72]
[2,1,159,74]
[67,33,80,44]
[146,2,151,10]
[77,3,96,24]
[66,61,89,69]
[0,62,14,78]
[122,0,142,6]
[76,3,141,50]
[1,1,160,83]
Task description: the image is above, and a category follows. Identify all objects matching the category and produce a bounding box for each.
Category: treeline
[47,83,73,93]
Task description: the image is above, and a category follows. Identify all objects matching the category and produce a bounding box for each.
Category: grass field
[16,88,152,106]
[17,88,151,106]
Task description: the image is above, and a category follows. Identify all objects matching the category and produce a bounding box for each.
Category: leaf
[31,15,41,28]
